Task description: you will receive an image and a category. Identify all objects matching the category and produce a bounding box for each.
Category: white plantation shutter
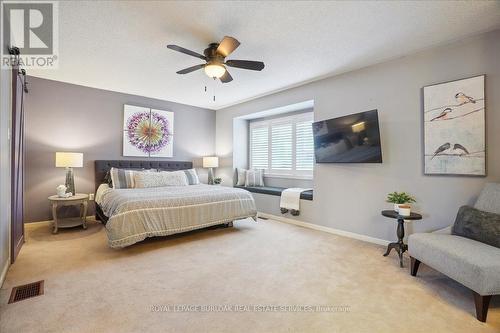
[271,123,293,170]
[250,126,269,169]
[250,112,313,177]
[295,120,314,171]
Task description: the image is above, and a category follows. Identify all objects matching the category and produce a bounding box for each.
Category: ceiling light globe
[204,64,226,78]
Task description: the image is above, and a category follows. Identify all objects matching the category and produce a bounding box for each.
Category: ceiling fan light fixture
[204,63,226,78]
[168,36,264,83]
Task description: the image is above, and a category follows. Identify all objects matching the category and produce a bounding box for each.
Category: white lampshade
[203,156,219,168]
[55,152,83,168]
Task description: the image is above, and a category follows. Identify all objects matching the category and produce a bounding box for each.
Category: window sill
[264,173,313,180]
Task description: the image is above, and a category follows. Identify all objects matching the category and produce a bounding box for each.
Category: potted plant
[386,192,416,212]
[213,177,222,185]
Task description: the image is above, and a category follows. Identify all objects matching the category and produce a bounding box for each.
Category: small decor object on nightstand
[203,156,219,185]
[386,191,416,213]
[48,194,89,234]
[56,185,71,198]
[381,210,422,268]
[213,177,222,185]
[55,152,83,196]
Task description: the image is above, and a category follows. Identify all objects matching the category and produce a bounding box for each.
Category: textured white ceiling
[28,1,500,110]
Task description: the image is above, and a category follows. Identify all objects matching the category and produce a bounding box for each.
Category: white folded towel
[280,188,312,211]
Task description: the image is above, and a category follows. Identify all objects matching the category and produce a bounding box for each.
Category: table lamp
[203,156,219,185]
[55,152,83,196]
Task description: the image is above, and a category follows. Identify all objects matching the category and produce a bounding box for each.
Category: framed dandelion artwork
[123,104,174,157]
[423,75,485,176]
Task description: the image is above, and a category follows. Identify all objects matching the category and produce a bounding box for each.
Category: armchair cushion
[408,233,500,295]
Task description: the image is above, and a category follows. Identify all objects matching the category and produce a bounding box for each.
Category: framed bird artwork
[423,75,485,176]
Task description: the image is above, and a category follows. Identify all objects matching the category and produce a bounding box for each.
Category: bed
[94,160,257,248]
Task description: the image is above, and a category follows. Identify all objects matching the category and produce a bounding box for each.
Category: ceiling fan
[167,36,265,83]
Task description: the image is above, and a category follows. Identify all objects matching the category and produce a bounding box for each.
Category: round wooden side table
[381,210,422,268]
[48,194,89,234]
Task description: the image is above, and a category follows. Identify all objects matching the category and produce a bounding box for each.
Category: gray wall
[0,68,12,282]
[25,77,216,222]
[216,29,500,242]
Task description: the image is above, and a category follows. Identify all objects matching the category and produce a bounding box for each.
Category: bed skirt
[106,213,257,248]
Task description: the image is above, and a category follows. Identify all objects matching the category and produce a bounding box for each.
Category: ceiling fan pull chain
[213,77,216,102]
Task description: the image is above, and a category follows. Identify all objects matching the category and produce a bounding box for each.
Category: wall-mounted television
[313,110,382,163]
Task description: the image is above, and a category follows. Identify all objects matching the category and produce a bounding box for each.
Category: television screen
[313,110,382,163]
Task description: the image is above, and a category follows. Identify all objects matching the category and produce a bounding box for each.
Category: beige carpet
[0,218,498,333]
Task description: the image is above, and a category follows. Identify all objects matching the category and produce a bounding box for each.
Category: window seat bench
[234,185,313,201]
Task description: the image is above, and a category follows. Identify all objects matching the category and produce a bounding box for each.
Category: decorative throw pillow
[452,205,500,248]
[109,167,136,189]
[183,169,200,185]
[109,168,156,188]
[236,168,247,186]
[245,169,265,187]
[135,170,189,188]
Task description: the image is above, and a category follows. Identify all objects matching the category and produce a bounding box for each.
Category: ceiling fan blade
[167,44,206,60]
[225,60,265,71]
[216,36,240,57]
[176,64,205,74]
[219,70,233,83]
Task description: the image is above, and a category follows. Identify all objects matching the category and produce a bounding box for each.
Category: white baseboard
[258,212,390,246]
[0,258,9,288]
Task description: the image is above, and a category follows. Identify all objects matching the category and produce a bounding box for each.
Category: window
[250,112,314,178]
[250,126,268,169]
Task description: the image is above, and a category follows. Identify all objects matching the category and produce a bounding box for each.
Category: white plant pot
[394,203,411,213]
[399,206,411,217]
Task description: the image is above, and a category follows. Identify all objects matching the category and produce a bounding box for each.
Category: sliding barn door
[11,67,24,263]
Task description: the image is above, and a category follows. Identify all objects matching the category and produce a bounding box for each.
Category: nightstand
[48,194,89,234]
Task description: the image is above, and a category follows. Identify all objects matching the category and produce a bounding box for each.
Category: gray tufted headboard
[94,160,193,190]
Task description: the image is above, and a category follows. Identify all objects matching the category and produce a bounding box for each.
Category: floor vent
[8,280,44,304]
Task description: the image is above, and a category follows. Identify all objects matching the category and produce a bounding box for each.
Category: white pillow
[245,169,265,187]
[135,170,188,188]
[183,169,200,185]
[236,168,247,186]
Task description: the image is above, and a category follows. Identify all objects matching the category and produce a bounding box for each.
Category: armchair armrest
[433,225,452,234]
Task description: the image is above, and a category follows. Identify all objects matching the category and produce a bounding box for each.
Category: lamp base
[65,167,75,195]
[208,168,214,185]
